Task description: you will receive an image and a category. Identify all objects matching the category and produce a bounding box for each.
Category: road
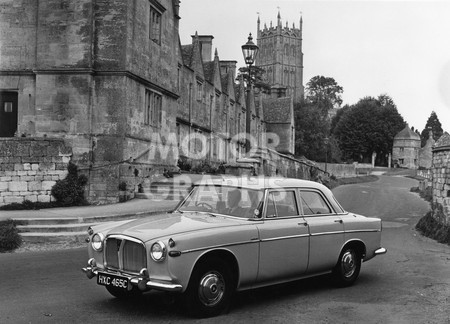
[0,175,449,323]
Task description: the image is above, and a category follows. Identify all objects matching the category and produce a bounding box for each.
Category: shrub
[51,162,88,206]
[416,208,450,246]
[410,186,433,202]
[177,157,192,171]
[0,219,22,252]
[192,160,212,174]
[0,200,60,210]
[217,162,226,174]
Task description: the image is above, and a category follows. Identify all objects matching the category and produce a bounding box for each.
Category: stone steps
[17,223,99,233]
[16,211,171,243]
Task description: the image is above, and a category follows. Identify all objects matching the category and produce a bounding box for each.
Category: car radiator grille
[104,236,146,274]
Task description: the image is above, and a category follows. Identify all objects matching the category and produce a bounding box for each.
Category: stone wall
[0,138,71,206]
[431,133,450,225]
[315,162,358,178]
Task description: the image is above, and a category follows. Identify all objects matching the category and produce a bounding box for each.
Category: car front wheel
[184,257,234,318]
[332,247,361,287]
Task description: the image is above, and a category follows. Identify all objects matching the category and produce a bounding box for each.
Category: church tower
[256,11,304,103]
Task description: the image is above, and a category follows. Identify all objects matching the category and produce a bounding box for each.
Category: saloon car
[82,176,386,317]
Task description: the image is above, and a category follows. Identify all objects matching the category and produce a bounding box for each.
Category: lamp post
[241,33,259,153]
[324,137,329,173]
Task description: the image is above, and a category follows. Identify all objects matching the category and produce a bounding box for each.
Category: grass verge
[416,209,450,246]
[328,175,379,189]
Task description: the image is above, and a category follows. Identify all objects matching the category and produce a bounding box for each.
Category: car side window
[265,190,298,218]
[300,190,332,215]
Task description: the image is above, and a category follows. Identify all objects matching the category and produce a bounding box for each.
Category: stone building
[0,1,303,205]
[178,34,251,164]
[392,125,421,169]
[0,0,182,204]
[256,11,304,103]
[431,132,450,225]
[392,125,435,170]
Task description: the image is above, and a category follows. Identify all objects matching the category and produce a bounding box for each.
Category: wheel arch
[192,249,240,290]
[341,239,367,259]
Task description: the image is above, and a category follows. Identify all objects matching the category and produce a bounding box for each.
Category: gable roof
[181,44,194,69]
[203,61,215,83]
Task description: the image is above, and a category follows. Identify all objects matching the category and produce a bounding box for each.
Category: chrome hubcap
[341,251,356,278]
[198,271,225,307]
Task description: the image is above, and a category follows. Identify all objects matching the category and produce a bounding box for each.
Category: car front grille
[104,235,146,274]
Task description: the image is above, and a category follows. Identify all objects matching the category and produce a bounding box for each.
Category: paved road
[1,175,449,323]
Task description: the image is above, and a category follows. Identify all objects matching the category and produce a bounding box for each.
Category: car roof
[193,176,328,191]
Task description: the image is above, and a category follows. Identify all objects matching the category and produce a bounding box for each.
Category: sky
[179,0,450,133]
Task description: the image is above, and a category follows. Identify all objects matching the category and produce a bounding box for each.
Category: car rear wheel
[184,257,234,318]
[332,247,361,287]
[105,285,142,299]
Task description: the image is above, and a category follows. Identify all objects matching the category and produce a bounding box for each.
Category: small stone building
[431,132,450,225]
[392,125,421,169]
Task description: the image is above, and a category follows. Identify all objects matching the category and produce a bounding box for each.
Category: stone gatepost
[431,132,450,225]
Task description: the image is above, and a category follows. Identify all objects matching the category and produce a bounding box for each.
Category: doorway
[0,91,18,137]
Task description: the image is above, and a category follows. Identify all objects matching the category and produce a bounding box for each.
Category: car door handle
[334,219,343,224]
[298,222,308,226]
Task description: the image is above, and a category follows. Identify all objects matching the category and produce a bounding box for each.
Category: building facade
[392,125,421,169]
[392,125,435,170]
[0,0,182,204]
[0,1,302,205]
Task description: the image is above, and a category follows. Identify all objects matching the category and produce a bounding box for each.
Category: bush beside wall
[0,219,22,252]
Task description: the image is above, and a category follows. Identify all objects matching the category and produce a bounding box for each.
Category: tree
[295,76,344,161]
[236,66,271,92]
[305,76,344,113]
[420,111,443,147]
[332,95,405,165]
[294,100,330,161]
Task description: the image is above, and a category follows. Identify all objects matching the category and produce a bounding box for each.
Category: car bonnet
[102,212,249,242]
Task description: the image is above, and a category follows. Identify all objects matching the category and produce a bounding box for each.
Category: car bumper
[374,247,387,255]
[81,258,183,293]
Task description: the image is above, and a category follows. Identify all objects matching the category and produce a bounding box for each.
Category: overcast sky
[179,0,450,133]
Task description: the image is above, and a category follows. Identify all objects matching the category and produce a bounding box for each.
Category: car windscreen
[178,185,264,218]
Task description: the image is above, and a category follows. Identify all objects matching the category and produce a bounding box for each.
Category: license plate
[97,272,129,290]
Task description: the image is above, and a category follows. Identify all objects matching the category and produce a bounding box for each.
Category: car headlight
[91,233,105,252]
[150,241,167,262]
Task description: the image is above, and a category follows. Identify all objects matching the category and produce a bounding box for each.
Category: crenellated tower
[256,11,304,103]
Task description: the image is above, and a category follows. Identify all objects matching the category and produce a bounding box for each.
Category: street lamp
[241,33,259,153]
[241,33,259,67]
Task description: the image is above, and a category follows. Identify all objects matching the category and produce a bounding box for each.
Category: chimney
[194,35,214,62]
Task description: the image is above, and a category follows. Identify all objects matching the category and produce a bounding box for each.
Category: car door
[300,189,345,273]
[255,189,310,285]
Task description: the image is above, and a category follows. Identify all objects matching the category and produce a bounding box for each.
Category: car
[82,176,386,317]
